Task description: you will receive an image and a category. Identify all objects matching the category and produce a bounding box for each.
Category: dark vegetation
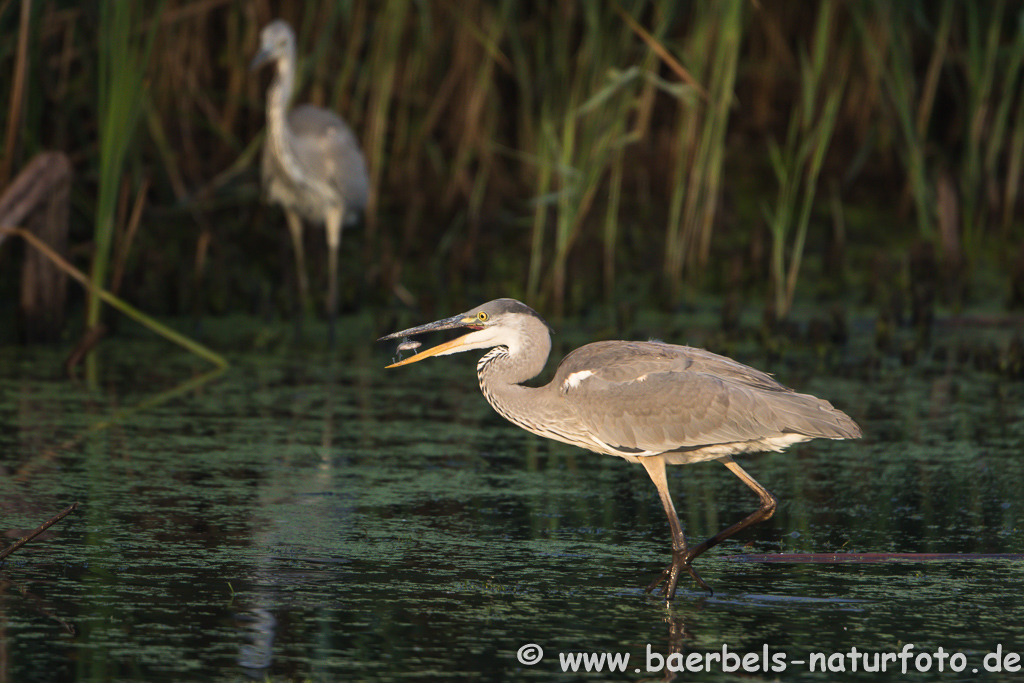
[2,0,1024,347]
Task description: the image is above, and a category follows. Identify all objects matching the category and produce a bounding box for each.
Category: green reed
[765,0,845,320]
[856,1,943,243]
[513,1,645,317]
[0,0,32,189]
[662,0,743,304]
[1004,81,1024,233]
[5,1,1024,328]
[961,0,1004,253]
[88,0,163,330]
[965,0,1024,252]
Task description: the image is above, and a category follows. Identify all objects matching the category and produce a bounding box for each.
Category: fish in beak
[378,313,484,368]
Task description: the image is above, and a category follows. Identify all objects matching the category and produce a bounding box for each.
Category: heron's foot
[646,553,713,599]
[645,564,679,596]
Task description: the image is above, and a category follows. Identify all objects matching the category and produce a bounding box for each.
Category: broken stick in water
[0,501,80,562]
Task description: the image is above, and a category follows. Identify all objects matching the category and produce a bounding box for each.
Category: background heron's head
[380,298,553,369]
[250,20,296,71]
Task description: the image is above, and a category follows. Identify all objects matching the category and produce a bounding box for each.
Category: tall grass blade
[661,0,744,303]
[766,0,846,320]
[88,0,164,330]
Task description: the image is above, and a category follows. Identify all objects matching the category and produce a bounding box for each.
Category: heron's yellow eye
[477,311,488,322]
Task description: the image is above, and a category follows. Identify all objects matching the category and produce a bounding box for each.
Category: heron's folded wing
[288,106,370,211]
[561,370,774,452]
[560,356,858,453]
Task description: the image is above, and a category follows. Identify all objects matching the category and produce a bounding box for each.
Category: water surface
[2,316,1023,681]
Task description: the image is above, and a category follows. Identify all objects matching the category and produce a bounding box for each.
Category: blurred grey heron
[251,19,369,341]
[380,299,861,599]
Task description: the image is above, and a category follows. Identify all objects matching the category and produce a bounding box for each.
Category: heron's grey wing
[556,341,859,454]
[288,105,370,212]
[555,341,790,391]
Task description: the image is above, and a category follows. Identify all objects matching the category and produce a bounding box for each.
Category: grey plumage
[262,104,369,223]
[252,20,369,340]
[381,298,861,599]
[553,340,858,463]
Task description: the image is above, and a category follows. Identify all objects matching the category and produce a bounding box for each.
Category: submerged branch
[0,502,81,562]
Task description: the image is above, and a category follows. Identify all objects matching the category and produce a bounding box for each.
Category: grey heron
[251,19,370,342]
[380,299,861,599]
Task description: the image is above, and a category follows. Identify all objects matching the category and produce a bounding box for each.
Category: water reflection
[660,614,693,683]
[235,607,276,671]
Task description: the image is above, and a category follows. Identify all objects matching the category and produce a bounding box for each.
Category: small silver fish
[397,340,421,353]
[393,338,422,364]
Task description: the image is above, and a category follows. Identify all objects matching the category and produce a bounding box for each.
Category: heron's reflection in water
[235,607,277,672]
[658,612,695,683]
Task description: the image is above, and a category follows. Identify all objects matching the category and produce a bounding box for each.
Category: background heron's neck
[266,54,303,181]
[267,54,294,129]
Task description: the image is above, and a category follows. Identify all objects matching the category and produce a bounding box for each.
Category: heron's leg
[325,206,343,346]
[286,210,312,317]
[682,456,778,565]
[641,458,710,599]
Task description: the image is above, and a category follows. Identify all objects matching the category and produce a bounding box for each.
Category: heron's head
[250,20,295,71]
[379,299,553,369]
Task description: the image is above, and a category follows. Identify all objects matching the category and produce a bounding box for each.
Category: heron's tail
[776,392,861,441]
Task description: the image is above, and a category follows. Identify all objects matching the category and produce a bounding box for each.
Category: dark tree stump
[0,152,72,342]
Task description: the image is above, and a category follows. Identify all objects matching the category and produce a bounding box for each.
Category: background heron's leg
[641,457,707,599]
[286,210,312,317]
[682,456,778,563]
[325,205,343,345]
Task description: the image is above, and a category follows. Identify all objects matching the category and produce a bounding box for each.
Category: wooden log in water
[726,552,1024,563]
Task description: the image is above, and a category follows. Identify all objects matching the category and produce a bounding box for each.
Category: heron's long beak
[379,314,478,368]
[249,48,272,71]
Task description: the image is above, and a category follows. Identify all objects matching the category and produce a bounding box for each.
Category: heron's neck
[266,54,303,183]
[266,54,294,129]
[475,329,573,439]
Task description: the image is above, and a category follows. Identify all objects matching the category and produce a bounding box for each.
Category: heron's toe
[645,565,673,594]
[646,555,713,599]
